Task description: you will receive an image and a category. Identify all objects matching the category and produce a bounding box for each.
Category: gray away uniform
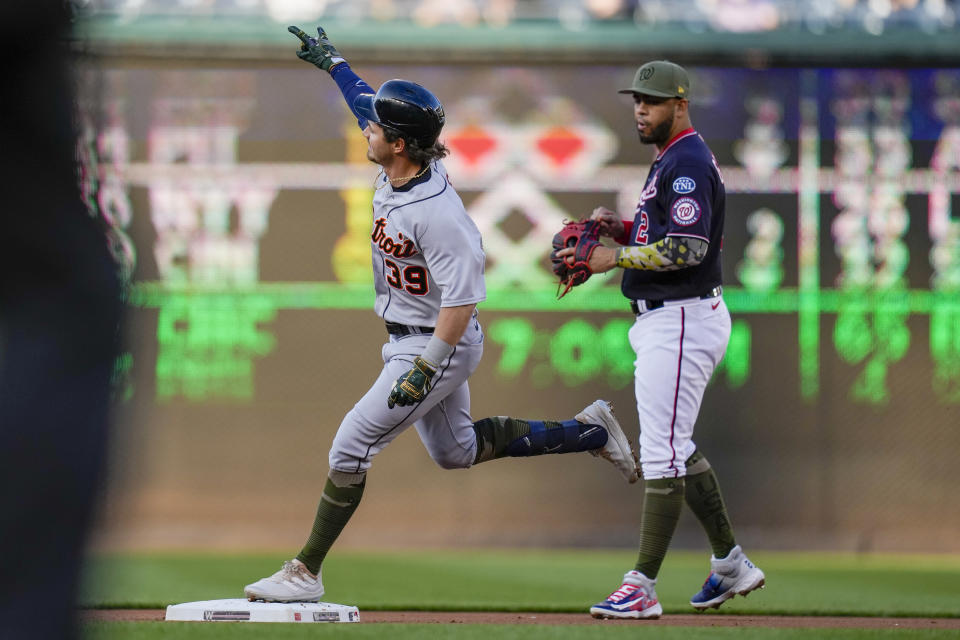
[330,161,487,473]
[242,46,638,605]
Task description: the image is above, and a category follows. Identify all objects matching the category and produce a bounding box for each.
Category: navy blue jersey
[621,128,725,301]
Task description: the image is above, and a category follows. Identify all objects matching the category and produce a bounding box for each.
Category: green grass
[82,623,960,640]
[80,549,960,618]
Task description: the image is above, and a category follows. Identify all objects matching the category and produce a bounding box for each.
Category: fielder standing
[244,26,640,603]
[557,60,765,619]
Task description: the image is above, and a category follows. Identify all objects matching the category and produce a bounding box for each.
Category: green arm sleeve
[614,236,708,271]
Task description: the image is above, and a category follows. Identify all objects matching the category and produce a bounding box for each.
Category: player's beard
[639,111,674,146]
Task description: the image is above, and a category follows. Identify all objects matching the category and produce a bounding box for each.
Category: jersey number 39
[385,259,429,295]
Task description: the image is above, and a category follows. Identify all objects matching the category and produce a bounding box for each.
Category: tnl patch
[672,176,696,194]
[671,197,701,226]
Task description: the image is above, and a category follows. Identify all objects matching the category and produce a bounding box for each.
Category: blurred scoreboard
[87,64,960,409]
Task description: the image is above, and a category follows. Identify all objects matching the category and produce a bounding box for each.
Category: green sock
[472,417,532,463]
[296,471,366,575]
[634,477,684,578]
[683,450,736,558]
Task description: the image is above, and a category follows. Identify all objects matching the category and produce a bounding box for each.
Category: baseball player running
[556,60,765,619]
[243,25,640,603]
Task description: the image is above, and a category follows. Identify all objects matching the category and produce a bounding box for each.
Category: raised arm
[288,25,376,130]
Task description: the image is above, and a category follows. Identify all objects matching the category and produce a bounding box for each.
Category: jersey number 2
[636,211,650,244]
[385,259,429,295]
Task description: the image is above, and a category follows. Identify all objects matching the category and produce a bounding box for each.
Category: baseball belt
[385,322,435,336]
[630,285,723,315]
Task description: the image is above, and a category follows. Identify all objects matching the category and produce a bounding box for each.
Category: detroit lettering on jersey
[622,128,725,302]
[371,159,486,328]
[371,218,418,259]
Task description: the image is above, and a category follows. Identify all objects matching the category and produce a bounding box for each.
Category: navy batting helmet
[354,79,445,147]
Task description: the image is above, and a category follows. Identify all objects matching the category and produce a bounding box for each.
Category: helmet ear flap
[353,92,378,126]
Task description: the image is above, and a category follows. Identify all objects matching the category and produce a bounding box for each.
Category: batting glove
[387,356,436,408]
[288,25,345,73]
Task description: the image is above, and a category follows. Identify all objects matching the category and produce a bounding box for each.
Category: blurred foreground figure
[0,2,122,638]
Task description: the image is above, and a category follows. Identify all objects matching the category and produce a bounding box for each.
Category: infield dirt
[84,610,960,629]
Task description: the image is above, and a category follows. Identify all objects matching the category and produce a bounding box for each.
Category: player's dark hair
[383,127,449,164]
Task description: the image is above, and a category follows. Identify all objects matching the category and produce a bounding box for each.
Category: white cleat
[577,400,641,483]
[244,559,325,603]
[690,545,766,611]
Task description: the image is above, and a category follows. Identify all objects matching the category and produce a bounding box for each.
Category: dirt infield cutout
[84,610,960,629]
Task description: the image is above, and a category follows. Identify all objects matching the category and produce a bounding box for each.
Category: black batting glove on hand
[387,356,436,408]
[288,25,345,72]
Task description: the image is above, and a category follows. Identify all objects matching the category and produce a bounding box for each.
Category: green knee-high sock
[472,417,533,463]
[683,450,736,558]
[296,470,366,575]
[634,477,684,579]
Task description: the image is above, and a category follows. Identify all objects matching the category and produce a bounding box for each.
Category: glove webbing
[553,219,601,299]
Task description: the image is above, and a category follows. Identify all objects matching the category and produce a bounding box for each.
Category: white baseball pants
[628,296,731,479]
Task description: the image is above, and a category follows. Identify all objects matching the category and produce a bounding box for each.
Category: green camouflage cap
[619,60,690,99]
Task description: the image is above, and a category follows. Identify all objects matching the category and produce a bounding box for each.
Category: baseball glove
[550,219,602,299]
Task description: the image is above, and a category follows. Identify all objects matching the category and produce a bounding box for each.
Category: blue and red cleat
[590,570,663,619]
